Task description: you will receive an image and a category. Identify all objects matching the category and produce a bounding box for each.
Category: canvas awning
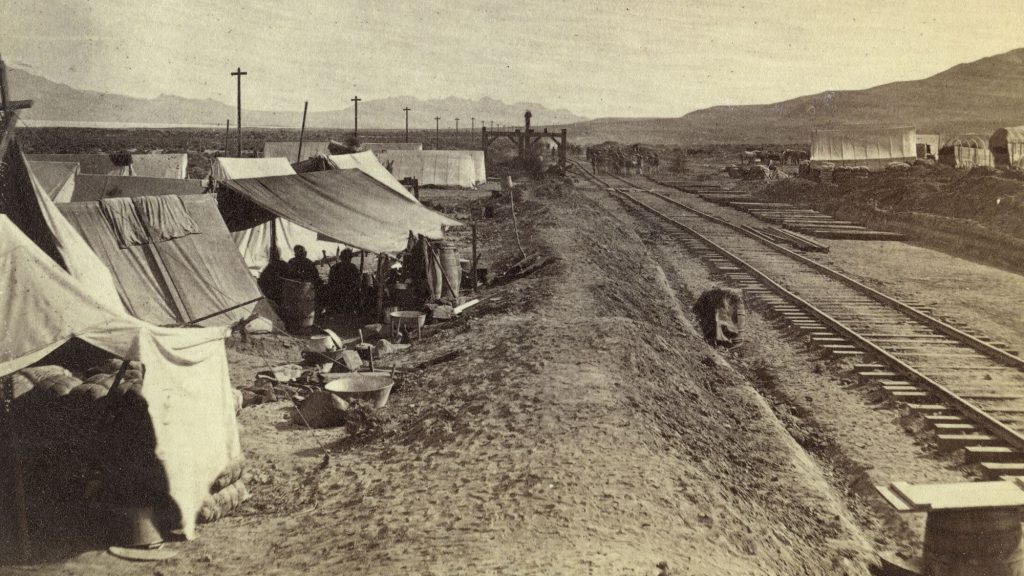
[0,214,241,541]
[372,150,486,187]
[59,195,263,326]
[220,169,461,254]
[211,156,341,272]
[71,174,207,202]
[27,161,79,202]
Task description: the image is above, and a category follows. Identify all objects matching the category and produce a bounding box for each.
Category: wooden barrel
[279,278,316,332]
[924,508,1024,576]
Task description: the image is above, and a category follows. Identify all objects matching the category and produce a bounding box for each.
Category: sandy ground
[8,177,882,575]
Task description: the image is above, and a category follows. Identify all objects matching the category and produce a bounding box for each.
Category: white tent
[990,126,1024,169]
[262,141,332,163]
[212,157,343,273]
[0,214,241,540]
[372,150,485,188]
[811,126,917,169]
[916,134,942,159]
[327,151,417,201]
[131,153,188,179]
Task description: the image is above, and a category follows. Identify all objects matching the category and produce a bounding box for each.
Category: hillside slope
[574,47,1024,145]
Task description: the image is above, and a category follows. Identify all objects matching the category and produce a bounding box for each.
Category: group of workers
[258,245,365,317]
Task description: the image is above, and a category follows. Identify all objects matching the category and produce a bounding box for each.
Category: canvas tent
[325,151,418,201]
[211,157,342,273]
[939,135,995,168]
[28,153,187,178]
[362,142,423,152]
[916,134,941,159]
[372,150,486,187]
[70,175,207,202]
[810,126,917,169]
[59,195,264,326]
[131,153,188,179]
[220,169,461,254]
[989,126,1024,169]
[0,214,241,540]
[27,160,79,202]
[262,141,332,163]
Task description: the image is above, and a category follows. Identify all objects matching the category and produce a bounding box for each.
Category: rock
[361,323,385,340]
[241,390,260,408]
[374,339,396,356]
[431,305,455,321]
[291,391,350,428]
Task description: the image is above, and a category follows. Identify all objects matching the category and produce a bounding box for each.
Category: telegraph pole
[434,117,441,148]
[455,117,459,133]
[231,67,247,156]
[471,117,475,132]
[351,95,361,138]
[224,119,230,154]
[403,107,411,142]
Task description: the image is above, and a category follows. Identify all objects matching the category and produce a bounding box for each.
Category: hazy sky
[2,0,1021,118]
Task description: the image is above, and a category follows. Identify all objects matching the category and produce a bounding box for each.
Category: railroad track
[570,161,1024,478]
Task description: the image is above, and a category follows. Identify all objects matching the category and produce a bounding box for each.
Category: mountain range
[11,47,1024,145]
[7,67,587,129]
[572,47,1024,145]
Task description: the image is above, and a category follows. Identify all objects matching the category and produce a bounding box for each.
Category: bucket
[924,508,1024,576]
[437,244,462,301]
[279,278,316,332]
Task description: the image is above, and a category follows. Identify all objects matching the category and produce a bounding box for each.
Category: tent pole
[376,253,385,323]
[358,251,365,310]
[471,223,478,293]
[296,101,308,162]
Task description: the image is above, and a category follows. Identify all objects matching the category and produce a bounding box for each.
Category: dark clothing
[325,260,361,314]
[257,259,289,303]
[285,256,320,285]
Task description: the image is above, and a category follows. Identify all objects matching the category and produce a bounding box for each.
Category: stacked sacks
[198,459,250,523]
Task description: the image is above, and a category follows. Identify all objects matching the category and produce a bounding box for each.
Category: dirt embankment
[758,168,1024,273]
[12,179,875,575]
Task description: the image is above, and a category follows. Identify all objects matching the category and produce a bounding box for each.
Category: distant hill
[7,67,586,129]
[572,47,1024,146]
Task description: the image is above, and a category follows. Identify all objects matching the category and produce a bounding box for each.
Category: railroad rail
[571,161,1024,476]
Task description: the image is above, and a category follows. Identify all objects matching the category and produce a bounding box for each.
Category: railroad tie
[979,462,1024,480]
[904,403,950,413]
[964,446,1021,463]
[936,433,999,450]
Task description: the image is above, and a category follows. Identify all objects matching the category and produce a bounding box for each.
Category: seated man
[326,249,362,314]
[257,246,289,303]
[284,245,321,285]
